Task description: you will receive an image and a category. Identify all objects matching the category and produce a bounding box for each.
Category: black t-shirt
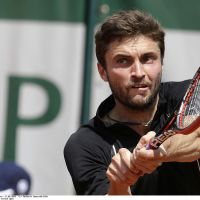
[64,80,200,195]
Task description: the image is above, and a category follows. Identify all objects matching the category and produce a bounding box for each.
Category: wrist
[108,182,131,195]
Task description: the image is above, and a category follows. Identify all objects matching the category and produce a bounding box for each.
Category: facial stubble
[107,72,162,111]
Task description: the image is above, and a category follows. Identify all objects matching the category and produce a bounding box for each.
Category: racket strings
[178,73,200,129]
[186,78,200,115]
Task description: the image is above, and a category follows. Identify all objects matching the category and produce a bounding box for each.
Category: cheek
[146,66,162,81]
[109,68,128,81]
[107,70,129,90]
[150,72,160,81]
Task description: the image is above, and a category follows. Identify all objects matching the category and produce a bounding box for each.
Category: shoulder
[63,119,111,195]
[160,80,190,100]
[64,118,111,162]
[65,120,107,150]
[64,125,98,154]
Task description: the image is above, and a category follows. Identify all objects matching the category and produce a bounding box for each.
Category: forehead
[106,36,160,57]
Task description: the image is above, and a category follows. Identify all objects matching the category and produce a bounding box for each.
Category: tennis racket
[147,67,200,149]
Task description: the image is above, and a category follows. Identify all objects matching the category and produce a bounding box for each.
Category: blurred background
[0,0,200,195]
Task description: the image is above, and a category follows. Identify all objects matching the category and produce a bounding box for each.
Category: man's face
[99,36,162,110]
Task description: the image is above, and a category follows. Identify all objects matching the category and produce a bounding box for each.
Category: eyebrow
[114,54,132,57]
[142,52,158,57]
[113,51,158,58]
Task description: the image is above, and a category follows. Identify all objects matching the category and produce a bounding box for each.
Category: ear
[97,63,108,82]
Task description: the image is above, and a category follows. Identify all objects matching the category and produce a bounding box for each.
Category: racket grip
[146,130,176,150]
[146,140,158,150]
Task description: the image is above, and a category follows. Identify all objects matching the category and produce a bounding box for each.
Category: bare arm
[162,126,200,162]
[134,127,200,165]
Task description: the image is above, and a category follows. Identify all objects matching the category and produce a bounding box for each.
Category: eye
[117,58,128,64]
[115,56,132,67]
[141,53,157,64]
[144,57,153,64]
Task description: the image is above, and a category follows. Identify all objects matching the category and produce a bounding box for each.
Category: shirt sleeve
[162,80,191,107]
[63,128,110,195]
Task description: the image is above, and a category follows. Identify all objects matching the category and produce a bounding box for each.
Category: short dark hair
[95,9,165,68]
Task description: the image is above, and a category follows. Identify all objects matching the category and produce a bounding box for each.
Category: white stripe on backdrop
[0,20,84,194]
[164,29,200,81]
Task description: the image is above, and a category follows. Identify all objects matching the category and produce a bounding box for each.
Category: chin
[131,96,149,105]
[128,96,155,110]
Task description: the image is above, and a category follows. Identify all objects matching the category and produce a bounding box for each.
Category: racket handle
[146,130,176,149]
[146,143,158,150]
[146,141,158,150]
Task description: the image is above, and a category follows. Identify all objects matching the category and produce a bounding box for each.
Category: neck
[109,96,159,135]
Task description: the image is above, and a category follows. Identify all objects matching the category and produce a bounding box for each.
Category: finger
[136,131,156,150]
[107,158,139,185]
[118,148,143,175]
[107,153,130,184]
[108,151,132,183]
[118,148,141,177]
[135,145,167,162]
[154,144,167,159]
[108,149,142,185]
[118,148,135,171]
[107,163,123,183]
[134,160,162,174]
[132,148,162,174]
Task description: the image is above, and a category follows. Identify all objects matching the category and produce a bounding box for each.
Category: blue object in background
[0,162,31,195]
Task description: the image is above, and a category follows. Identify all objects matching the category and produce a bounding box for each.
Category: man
[64,9,200,195]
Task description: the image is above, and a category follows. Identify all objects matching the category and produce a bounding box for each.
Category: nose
[130,60,145,79]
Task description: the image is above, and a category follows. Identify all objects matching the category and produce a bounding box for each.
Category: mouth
[131,84,148,89]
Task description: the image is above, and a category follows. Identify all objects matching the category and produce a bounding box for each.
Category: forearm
[134,128,200,168]
[107,183,131,195]
[162,127,200,162]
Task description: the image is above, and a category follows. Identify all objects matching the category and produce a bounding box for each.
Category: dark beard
[115,86,159,111]
[108,74,161,111]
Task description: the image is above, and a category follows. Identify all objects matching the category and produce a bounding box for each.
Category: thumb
[136,131,156,150]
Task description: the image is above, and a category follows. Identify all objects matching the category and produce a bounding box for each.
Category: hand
[133,131,166,174]
[161,126,200,162]
[131,126,200,176]
[106,148,143,195]
[135,127,200,163]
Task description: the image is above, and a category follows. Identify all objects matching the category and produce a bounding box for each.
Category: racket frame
[147,67,200,149]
